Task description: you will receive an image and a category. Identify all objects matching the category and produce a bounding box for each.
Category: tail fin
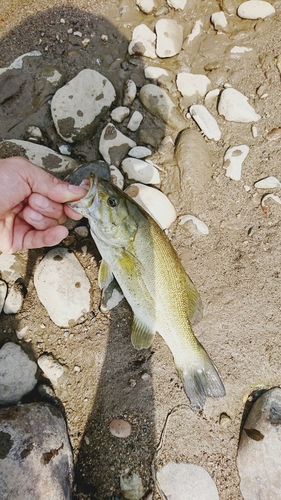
[177,344,225,409]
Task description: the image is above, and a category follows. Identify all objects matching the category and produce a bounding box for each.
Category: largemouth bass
[70,176,225,409]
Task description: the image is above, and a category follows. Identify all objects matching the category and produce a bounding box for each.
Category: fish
[70,175,225,409]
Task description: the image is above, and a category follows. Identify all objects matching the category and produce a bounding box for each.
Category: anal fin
[131,315,155,350]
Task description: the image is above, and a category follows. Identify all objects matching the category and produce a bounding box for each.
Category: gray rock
[155,19,183,58]
[121,157,160,184]
[0,280,7,313]
[3,281,25,314]
[237,387,281,500]
[156,461,219,499]
[99,123,136,166]
[0,402,74,500]
[51,69,116,143]
[139,84,187,131]
[0,343,37,405]
[34,248,91,327]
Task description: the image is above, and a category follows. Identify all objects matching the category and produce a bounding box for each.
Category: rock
[128,24,157,59]
[110,165,124,189]
[155,19,183,58]
[100,278,124,312]
[156,461,219,499]
[111,106,130,123]
[178,214,209,235]
[0,253,27,284]
[127,110,143,131]
[121,157,160,184]
[120,471,145,500]
[166,0,187,9]
[139,84,187,131]
[3,280,25,314]
[218,87,261,122]
[237,1,275,20]
[0,280,7,313]
[51,69,116,143]
[144,66,169,80]
[135,0,159,14]
[176,73,211,98]
[0,402,74,499]
[189,104,221,141]
[0,342,37,405]
[37,353,67,387]
[99,124,136,166]
[129,146,152,159]
[58,144,71,155]
[66,161,110,185]
[254,176,281,189]
[223,144,249,180]
[74,225,89,237]
[237,387,281,500]
[109,418,132,438]
[25,125,44,142]
[0,140,78,176]
[125,183,176,229]
[34,248,91,327]
[211,11,228,31]
[123,79,137,106]
[139,127,165,148]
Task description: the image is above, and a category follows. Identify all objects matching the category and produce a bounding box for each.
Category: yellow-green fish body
[70,176,225,408]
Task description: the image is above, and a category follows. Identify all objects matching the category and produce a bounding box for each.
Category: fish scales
[70,176,225,409]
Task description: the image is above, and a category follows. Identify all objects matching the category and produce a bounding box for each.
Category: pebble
[127,110,143,131]
[254,176,281,189]
[128,24,156,59]
[139,84,187,131]
[237,1,275,20]
[176,73,211,98]
[178,214,209,235]
[3,280,25,314]
[74,225,89,237]
[129,146,152,159]
[223,144,250,181]
[0,402,74,500]
[34,248,91,327]
[156,461,219,500]
[237,387,281,500]
[125,183,177,229]
[99,124,136,166]
[189,104,221,141]
[166,0,187,9]
[218,87,261,122]
[0,279,7,313]
[121,157,160,184]
[123,79,137,106]
[37,353,66,387]
[51,69,116,143]
[0,342,37,405]
[211,11,228,31]
[110,165,125,189]
[111,106,130,123]
[58,144,71,155]
[144,66,169,80]
[155,19,183,58]
[266,127,281,141]
[109,418,132,438]
[120,470,145,500]
[0,253,27,284]
[135,0,159,14]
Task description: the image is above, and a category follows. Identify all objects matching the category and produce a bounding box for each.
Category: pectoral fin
[100,278,124,312]
[131,315,155,350]
[98,259,114,290]
[185,272,203,325]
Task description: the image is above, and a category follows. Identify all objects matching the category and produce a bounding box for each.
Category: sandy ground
[1,0,281,498]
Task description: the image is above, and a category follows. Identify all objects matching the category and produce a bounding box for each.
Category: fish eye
[107,196,118,208]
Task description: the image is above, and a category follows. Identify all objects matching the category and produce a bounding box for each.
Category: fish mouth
[68,174,99,216]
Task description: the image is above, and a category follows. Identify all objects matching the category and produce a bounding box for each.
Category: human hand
[0,157,87,253]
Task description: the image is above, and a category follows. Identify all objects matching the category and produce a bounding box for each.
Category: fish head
[69,175,138,246]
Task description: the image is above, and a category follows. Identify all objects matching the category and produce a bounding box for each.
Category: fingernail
[30,209,43,222]
[68,184,87,194]
[34,194,49,209]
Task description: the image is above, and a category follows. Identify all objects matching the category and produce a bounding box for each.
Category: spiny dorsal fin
[131,315,155,350]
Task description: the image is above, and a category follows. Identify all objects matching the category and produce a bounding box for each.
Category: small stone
[74,226,89,237]
[109,418,131,438]
[120,471,145,500]
[58,144,71,155]
[121,158,160,184]
[266,128,281,141]
[218,87,261,123]
[0,280,7,313]
[128,146,152,159]
[178,214,209,235]
[176,73,211,98]
[99,124,136,166]
[237,1,275,20]
[166,0,187,9]
[135,0,159,14]
[155,19,183,58]
[127,110,143,131]
[123,80,137,107]
[189,104,221,141]
[37,353,66,386]
[139,84,187,131]
[219,412,232,428]
[15,325,29,340]
[3,281,25,314]
[211,11,228,31]
[0,343,37,405]
[111,106,130,123]
[110,165,124,189]
[223,144,250,180]
[128,24,156,59]
[254,176,281,189]
[144,66,169,80]
[26,125,43,142]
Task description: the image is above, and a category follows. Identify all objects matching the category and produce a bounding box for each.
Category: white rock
[178,214,209,235]
[99,124,136,166]
[37,353,66,386]
[120,471,145,500]
[176,73,211,98]
[0,253,27,283]
[34,248,91,327]
[15,325,29,340]
[0,140,78,175]
[144,66,169,80]
[218,87,261,122]
[110,165,124,189]
[123,80,137,107]
[187,19,203,44]
[230,46,253,54]
[204,88,220,104]
[0,280,7,313]
[26,125,43,142]
[51,69,116,143]
[139,84,187,131]
[254,176,281,189]
[156,19,183,58]
[166,0,187,9]
[237,1,275,19]
[157,462,219,500]
[211,11,228,31]
[3,283,24,314]
[252,125,258,138]
[58,144,71,155]
[128,24,156,59]
[261,194,281,212]
[129,146,152,159]
[189,104,221,141]
[223,144,250,180]
[135,0,159,14]
[111,106,130,123]
[125,183,176,229]
[121,158,160,184]
[127,111,143,131]
[0,343,37,404]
